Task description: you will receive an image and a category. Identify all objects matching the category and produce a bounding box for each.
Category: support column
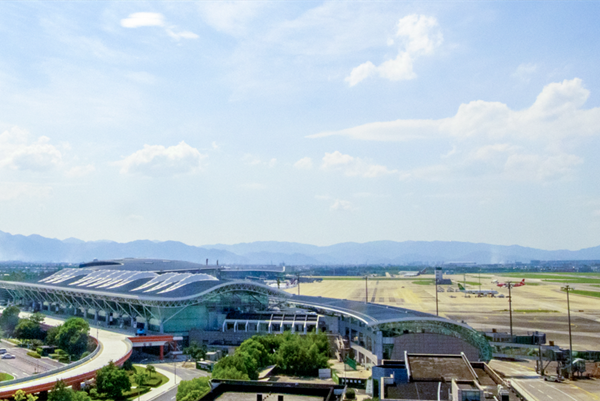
[160,321,164,334]
[94,310,99,324]
[159,345,164,361]
[106,312,110,324]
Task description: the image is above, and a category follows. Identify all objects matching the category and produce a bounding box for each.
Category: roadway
[138,362,209,401]
[0,339,64,379]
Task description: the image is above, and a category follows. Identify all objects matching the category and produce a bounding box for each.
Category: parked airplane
[457,283,498,296]
[403,268,427,277]
[496,279,525,288]
[266,278,298,290]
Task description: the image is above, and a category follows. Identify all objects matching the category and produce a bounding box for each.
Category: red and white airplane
[495,279,525,288]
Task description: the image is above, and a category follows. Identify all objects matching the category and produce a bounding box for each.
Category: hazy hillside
[1,230,600,265]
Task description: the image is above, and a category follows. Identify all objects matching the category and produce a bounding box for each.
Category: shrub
[346,388,356,399]
[27,351,42,358]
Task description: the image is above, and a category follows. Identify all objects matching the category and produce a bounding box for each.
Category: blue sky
[1,1,600,250]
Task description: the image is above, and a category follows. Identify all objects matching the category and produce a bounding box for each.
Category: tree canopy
[95,361,131,399]
[48,380,91,401]
[183,341,207,362]
[0,306,20,336]
[212,332,330,380]
[176,377,211,401]
[14,313,45,340]
[57,318,89,357]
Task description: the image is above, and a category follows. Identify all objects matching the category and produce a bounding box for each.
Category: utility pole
[296,273,300,296]
[365,275,368,304]
[562,285,574,380]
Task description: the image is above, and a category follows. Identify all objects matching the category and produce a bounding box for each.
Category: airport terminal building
[0,259,492,364]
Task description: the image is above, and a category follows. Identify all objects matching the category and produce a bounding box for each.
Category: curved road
[0,314,132,398]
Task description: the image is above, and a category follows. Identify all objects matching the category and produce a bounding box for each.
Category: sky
[1,1,600,251]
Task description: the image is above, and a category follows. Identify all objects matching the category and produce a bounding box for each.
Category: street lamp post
[562,285,574,380]
[365,275,368,304]
[297,273,300,296]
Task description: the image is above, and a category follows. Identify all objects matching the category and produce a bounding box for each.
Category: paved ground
[0,339,64,379]
[141,362,209,401]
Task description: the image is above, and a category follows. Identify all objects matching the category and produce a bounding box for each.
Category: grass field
[0,372,14,382]
[543,278,600,284]
[567,290,600,298]
[495,309,558,313]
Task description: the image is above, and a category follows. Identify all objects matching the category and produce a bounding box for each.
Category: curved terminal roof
[2,267,287,302]
[79,258,218,273]
[288,294,435,326]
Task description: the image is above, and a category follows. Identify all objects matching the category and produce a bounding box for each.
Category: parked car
[1,353,16,359]
[0,348,7,354]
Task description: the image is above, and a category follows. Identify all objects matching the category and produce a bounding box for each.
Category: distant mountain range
[1,230,600,265]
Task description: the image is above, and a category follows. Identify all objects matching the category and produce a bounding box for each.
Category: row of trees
[212,332,330,380]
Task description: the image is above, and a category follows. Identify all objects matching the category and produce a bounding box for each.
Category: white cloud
[512,63,538,82]
[242,154,277,168]
[294,157,313,170]
[117,141,207,177]
[330,199,355,211]
[346,14,442,86]
[312,78,600,142]
[121,12,165,28]
[121,12,198,41]
[593,210,600,217]
[166,29,199,40]
[315,194,356,211]
[312,79,597,182]
[0,128,62,172]
[321,151,397,178]
[196,1,267,36]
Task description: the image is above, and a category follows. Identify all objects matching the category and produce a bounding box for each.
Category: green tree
[0,306,20,335]
[96,361,131,399]
[183,341,207,362]
[45,325,61,346]
[14,317,45,340]
[13,390,37,401]
[57,318,89,357]
[176,377,211,401]
[145,365,156,378]
[134,372,148,388]
[48,380,90,401]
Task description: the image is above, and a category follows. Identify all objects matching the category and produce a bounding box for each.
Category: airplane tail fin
[457,283,465,291]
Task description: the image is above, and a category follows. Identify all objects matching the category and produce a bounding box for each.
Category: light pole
[296,273,300,296]
[365,275,368,304]
[435,275,439,316]
[562,285,574,379]
[507,282,513,337]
